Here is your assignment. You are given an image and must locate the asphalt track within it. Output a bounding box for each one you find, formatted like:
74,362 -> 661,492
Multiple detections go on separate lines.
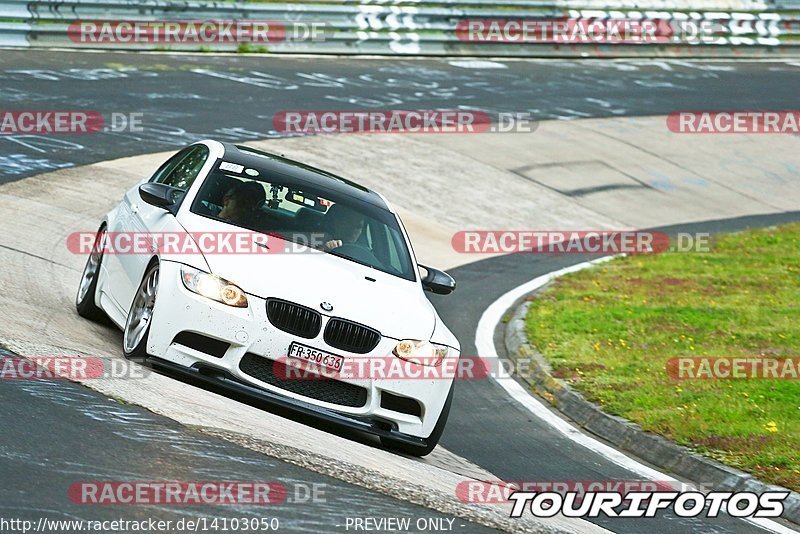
1,50 -> 800,182
0,350 -> 490,533
1,50 -> 799,533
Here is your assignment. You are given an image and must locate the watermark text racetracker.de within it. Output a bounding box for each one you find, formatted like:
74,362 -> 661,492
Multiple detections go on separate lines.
456,18 -> 755,45
67,231 -> 374,256
456,18 -> 663,43
68,20 -> 328,44
272,110 -> 537,134
274,355 -> 582,382
451,230 -> 712,254
0,110 -> 143,134
68,481 -> 323,505
0,355 -> 147,380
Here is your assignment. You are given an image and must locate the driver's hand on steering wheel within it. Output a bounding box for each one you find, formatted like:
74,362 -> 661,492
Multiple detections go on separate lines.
324,239 -> 343,250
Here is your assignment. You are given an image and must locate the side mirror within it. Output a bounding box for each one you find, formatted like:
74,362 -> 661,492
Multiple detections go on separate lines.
419,264 -> 456,295
139,183 -> 181,213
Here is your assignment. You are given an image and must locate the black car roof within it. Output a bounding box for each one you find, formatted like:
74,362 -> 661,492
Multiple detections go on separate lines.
219,142 -> 388,210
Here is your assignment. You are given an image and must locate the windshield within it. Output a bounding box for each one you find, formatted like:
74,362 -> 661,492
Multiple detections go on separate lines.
190,163 -> 416,281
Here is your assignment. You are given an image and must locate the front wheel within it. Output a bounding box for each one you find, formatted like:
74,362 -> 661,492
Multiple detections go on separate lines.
123,262 -> 159,361
76,226 -> 107,321
381,383 -> 454,457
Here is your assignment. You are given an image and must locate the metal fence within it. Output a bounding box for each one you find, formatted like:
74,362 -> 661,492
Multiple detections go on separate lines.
1,0 -> 798,56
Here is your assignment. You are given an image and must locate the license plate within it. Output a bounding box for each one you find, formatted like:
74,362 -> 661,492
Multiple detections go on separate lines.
287,342 -> 344,372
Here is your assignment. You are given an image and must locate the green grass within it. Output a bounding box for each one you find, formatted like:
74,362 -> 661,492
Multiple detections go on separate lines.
525,223 -> 800,490
236,43 -> 269,54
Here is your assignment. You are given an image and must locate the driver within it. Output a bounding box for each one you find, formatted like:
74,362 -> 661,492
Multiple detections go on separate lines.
323,203 -> 365,250
218,180 -> 266,227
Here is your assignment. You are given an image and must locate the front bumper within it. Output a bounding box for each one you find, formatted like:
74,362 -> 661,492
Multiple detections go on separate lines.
147,356 -> 428,448
147,261 -> 457,438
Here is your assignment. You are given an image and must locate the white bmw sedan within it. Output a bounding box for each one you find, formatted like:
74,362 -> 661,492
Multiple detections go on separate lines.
76,140 -> 460,456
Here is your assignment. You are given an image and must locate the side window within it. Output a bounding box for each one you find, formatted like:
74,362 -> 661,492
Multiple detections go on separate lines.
157,145 -> 209,191
149,147 -> 191,184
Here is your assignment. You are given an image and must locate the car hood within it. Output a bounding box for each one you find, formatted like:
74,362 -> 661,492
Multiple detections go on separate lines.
201,244 -> 436,342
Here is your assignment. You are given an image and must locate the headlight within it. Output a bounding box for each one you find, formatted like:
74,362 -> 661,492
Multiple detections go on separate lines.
181,266 -> 248,308
392,340 -> 450,367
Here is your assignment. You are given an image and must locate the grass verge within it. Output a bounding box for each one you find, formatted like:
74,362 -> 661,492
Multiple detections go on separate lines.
525,223 -> 800,490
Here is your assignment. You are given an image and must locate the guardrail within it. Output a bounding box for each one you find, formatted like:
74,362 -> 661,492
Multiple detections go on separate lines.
1,0 -> 799,56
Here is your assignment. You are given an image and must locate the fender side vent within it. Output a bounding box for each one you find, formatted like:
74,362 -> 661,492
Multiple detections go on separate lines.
172,331 -> 229,358
381,391 -> 422,417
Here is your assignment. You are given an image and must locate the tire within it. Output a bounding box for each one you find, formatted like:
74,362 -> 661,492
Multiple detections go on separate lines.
123,262 -> 160,361
75,226 -> 107,321
381,383 -> 454,457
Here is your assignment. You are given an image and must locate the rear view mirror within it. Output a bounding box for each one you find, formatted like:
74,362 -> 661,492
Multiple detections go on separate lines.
419,264 -> 456,295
